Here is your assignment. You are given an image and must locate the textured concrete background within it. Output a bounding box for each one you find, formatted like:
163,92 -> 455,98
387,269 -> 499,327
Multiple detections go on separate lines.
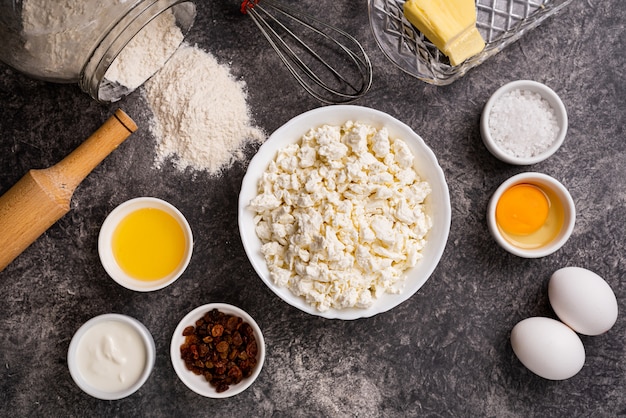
1,1 -> 625,416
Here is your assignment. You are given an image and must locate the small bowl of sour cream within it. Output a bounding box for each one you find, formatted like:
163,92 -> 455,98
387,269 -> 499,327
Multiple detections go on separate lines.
481,80 -> 568,165
68,314 -> 156,400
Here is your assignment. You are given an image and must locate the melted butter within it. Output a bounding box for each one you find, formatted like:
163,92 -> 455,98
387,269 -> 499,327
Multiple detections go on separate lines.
76,321 -> 146,393
112,207 -> 186,281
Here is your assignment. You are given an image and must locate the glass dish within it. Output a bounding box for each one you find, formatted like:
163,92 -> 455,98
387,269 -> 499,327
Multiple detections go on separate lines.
368,0 -> 574,85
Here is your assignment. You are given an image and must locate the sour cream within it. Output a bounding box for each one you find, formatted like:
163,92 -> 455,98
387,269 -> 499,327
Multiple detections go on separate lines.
68,314 -> 155,399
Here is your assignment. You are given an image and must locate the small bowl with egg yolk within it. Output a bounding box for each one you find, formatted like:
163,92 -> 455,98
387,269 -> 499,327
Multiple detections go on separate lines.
487,172 -> 575,258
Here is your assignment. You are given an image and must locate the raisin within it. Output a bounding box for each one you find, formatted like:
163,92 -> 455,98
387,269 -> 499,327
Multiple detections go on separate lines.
241,323 -> 254,337
246,340 -> 258,357
180,309 -> 259,393
228,365 -> 243,383
232,331 -> 243,347
212,324 -> 224,337
216,341 -> 230,353
226,315 -> 240,331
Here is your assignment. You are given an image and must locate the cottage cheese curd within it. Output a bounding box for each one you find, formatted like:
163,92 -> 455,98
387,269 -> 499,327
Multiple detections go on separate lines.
249,121 -> 432,312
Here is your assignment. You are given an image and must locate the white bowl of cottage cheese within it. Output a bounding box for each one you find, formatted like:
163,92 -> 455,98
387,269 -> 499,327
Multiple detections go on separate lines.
238,105 -> 450,320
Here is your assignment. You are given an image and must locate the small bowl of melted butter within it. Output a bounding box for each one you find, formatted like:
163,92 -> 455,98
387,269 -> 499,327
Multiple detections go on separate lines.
98,197 -> 193,292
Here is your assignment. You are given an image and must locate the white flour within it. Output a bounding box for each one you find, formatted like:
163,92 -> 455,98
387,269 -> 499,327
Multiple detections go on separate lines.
143,43 -> 265,175
105,10 -> 184,90
20,0 -> 123,79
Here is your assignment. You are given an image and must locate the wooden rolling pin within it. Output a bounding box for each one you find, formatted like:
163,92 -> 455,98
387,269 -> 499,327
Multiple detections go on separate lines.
0,109 -> 137,272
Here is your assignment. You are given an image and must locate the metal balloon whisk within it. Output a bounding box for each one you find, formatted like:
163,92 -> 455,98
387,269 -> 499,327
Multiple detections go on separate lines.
241,0 -> 373,104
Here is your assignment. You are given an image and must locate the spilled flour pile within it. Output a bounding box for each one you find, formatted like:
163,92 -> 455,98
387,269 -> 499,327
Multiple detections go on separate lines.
143,43 -> 265,174
104,9 -> 264,175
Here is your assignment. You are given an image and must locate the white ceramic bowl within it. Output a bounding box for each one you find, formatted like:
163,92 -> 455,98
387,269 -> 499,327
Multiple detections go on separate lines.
238,105 -> 451,320
480,80 -> 568,165
487,172 -> 576,258
67,314 -> 156,400
170,303 -> 265,398
98,197 -> 193,292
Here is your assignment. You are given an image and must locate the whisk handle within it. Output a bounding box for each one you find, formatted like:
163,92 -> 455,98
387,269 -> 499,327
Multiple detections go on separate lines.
240,0 -> 260,14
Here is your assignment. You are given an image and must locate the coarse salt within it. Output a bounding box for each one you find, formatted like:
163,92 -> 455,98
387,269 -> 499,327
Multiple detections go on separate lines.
488,89 -> 559,159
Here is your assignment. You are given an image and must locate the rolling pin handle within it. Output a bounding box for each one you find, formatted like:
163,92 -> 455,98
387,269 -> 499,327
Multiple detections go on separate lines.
114,109 -> 139,134
47,109 -> 138,195
0,110 -> 137,272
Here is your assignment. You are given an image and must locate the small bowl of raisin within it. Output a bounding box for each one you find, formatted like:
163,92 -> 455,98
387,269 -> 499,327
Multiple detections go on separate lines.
170,303 -> 265,398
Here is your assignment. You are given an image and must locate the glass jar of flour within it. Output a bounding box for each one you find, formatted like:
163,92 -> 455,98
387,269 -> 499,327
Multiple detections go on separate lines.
0,0 -> 196,102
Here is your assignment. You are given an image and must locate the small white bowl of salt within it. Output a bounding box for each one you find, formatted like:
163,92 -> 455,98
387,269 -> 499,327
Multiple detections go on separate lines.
480,80 -> 568,165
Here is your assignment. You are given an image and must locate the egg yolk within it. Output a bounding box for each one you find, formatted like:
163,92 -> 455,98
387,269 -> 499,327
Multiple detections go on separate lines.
112,208 -> 186,281
496,184 -> 550,236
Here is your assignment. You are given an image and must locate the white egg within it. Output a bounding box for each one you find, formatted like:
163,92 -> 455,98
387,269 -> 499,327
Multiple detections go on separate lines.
510,317 -> 585,380
548,266 -> 618,336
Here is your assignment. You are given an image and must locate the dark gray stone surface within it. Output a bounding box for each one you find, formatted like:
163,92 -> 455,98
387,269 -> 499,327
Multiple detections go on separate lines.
1,1 -> 624,416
